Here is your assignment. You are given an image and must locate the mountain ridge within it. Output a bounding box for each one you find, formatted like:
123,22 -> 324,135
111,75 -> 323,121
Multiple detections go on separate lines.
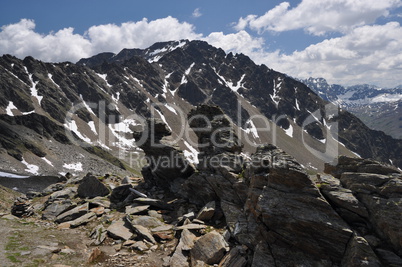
0,39 -> 401,177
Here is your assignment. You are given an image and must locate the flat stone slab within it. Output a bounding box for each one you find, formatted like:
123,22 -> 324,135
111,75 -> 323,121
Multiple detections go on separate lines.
125,205 -> 150,215
175,223 -> 206,231
107,219 -> 133,241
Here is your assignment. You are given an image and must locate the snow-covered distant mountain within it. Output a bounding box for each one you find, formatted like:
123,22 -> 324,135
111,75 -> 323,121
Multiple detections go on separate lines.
302,77 -> 402,139
303,77 -> 402,105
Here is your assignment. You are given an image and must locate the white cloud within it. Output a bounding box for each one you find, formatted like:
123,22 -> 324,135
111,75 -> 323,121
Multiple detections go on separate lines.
257,22 -> 402,87
86,17 -> 201,55
235,0 -> 402,35
0,17 -> 202,62
0,19 -> 92,62
192,8 -> 202,18
204,30 -> 265,56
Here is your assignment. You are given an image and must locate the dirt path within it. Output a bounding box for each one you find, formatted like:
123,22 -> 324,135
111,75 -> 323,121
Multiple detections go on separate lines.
0,216 -> 90,267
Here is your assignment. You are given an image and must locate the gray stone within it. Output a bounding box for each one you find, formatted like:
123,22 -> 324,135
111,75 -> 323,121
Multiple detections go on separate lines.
41,200 -> 75,220
49,187 -> 77,199
77,174 -> 109,198
321,188 -> 369,218
130,215 -> 164,228
148,209 -> 163,219
67,211 -> 97,228
42,183 -> 65,195
132,241 -> 149,251
151,224 -> 173,232
170,229 -> 196,267
132,224 -> 156,244
88,197 -> 111,208
106,219 -> 133,240
182,211 -> 195,221
90,225 -> 107,245
180,229 -> 196,251
175,224 -> 206,231
125,205 -> 150,215
55,203 -> 88,223
190,231 -> 228,265
359,194 -> 402,255
109,184 -> 133,204
196,201 -> 215,221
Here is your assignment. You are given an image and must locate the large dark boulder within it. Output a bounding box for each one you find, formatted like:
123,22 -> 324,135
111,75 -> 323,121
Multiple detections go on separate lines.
77,174 -> 109,198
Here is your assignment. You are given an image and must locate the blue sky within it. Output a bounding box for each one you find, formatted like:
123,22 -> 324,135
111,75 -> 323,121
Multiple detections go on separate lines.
1,0 -> 402,87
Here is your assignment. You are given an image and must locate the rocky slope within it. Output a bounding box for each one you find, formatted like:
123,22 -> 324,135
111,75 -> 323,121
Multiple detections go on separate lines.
303,77 -> 402,139
0,40 -> 402,178
2,105 -> 401,266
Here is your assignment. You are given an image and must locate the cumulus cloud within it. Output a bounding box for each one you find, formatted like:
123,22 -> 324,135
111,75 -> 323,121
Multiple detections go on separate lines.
0,19 -> 92,62
261,22 -> 402,87
192,8 -> 202,18
235,0 -> 402,35
204,30 -> 265,56
0,17 -> 202,62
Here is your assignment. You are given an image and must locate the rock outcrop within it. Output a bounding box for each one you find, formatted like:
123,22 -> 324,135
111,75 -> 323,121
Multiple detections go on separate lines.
134,118 -> 195,193
323,156 -> 402,264
134,105 -> 402,266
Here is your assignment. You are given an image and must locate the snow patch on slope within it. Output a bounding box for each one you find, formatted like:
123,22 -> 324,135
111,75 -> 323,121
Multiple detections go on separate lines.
183,140 -> 199,164
21,158 -> 40,175
63,162 -> 83,171
96,73 -> 112,87
284,124 -> 293,138
27,73 -> 43,105
214,68 -> 246,92
64,119 -> 92,143
244,119 -> 259,139
5,101 -> 17,116
48,73 -> 61,88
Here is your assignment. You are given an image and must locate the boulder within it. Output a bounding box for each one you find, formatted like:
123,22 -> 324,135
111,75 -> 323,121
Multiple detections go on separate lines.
133,118 -> 195,191
243,145 -> 353,265
49,187 -> 77,200
55,203 -> 88,223
77,174 -> 109,198
170,229 -> 197,267
320,186 -> 369,218
41,199 -> 75,220
190,231 -> 228,265
109,184 -> 134,209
